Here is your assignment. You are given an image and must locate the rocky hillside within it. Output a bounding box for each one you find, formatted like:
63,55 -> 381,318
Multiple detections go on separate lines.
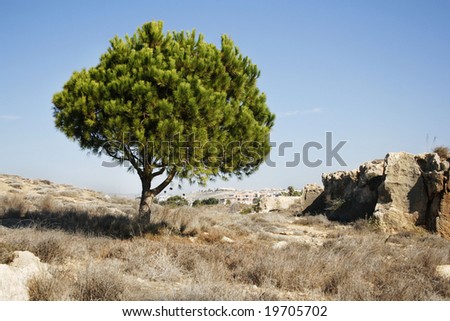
302,152 -> 450,239
0,174 -> 136,216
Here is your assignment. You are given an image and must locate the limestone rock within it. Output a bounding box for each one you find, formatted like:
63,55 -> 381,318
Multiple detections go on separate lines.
319,162 -> 382,221
358,159 -> 384,186
298,184 -> 323,212
415,153 -> 441,172
322,170 -> 358,201
0,251 -> 48,300
436,265 -> 450,280
374,152 -> 428,228
221,236 -> 235,243
300,151 -> 450,239
259,196 -> 300,213
272,241 -> 288,250
438,192 -> 450,239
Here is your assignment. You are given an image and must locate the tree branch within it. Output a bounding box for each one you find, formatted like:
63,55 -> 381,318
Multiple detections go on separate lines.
123,145 -> 144,178
151,167 -> 166,179
150,168 -> 177,195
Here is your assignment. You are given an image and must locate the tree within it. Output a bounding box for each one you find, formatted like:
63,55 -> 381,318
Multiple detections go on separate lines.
287,186 -> 295,196
52,21 -> 275,223
160,195 -> 188,207
286,186 -> 301,196
201,197 -> 220,205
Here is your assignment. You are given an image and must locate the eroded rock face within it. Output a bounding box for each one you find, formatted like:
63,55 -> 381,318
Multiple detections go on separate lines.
306,160 -> 384,222
301,152 -> 450,238
298,184 -> 324,212
0,251 -> 48,300
438,184 -> 450,239
374,152 -> 428,230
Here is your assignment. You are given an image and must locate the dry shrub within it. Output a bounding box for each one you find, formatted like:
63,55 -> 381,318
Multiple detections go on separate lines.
145,250 -> 184,281
28,274 -> 60,301
0,242 -> 17,264
228,202 -> 250,213
98,243 -> 128,260
40,195 -> 58,212
2,201 -> 450,301
58,189 -> 80,198
352,217 -> 382,233
0,228 -> 90,265
110,195 -> 135,205
1,230 -> 68,264
367,245 -> 450,300
162,281 -> 278,301
33,238 -> 67,263
1,208 -> 136,238
166,233 -> 450,300
433,145 -> 450,160
72,265 -> 125,301
1,193 -> 29,215
149,206 -> 212,236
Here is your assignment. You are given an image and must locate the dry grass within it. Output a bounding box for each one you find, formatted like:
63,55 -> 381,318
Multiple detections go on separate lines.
71,265 -> 126,301
2,187 -> 450,301
0,242 -> 16,264
33,238 -> 67,263
28,274 -> 61,301
294,214 -> 338,227
28,264 -> 126,301
433,145 -> 450,160
0,193 -> 30,215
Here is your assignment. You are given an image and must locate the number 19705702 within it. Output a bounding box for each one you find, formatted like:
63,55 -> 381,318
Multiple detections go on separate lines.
264,305 -> 327,317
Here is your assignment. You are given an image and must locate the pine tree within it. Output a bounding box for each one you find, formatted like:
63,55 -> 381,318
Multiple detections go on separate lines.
53,21 -> 275,223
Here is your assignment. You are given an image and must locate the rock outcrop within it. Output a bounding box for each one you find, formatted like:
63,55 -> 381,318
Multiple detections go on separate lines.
302,152 -> 450,238
298,184 -> 324,212
0,251 -> 48,300
260,196 -> 301,212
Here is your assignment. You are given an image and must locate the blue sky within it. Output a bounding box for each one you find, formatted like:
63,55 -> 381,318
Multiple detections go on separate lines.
1,0 -> 449,196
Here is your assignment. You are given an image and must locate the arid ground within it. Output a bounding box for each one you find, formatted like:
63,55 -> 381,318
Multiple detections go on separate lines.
1,174 -> 449,300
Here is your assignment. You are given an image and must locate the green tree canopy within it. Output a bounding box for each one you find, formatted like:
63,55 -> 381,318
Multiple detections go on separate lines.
53,21 -> 275,222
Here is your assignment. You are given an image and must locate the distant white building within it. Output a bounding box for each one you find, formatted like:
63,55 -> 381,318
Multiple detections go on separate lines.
181,188 -> 288,206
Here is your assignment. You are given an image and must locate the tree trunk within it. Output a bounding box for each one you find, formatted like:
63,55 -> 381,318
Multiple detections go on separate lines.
136,168 -> 177,233
138,177 -> 153,227
139,190 -> 154,223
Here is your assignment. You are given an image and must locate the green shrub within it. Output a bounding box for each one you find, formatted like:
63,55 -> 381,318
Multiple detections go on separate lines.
193,198 -> 220,206
240,206 -> 253,214
160,195 -> 188,207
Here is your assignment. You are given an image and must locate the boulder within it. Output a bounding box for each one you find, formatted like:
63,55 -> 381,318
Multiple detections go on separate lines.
0,251 -> 48,300
259,196 -> 300,212
220,236 -> 235,243
300,151 -> 450,238
436,265 -> 450,280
